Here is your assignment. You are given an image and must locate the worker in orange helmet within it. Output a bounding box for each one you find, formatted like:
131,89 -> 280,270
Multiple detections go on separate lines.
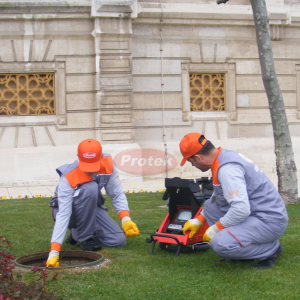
46,139 -> 139,267
180,133 -> 288,269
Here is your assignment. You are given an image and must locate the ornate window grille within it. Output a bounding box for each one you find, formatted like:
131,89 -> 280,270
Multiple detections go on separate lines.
0,73 -> 55,116
190,73 -> 225,111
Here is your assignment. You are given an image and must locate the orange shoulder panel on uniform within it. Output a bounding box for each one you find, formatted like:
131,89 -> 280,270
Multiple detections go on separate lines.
98,156 -> 114,174
65,167 -> 94,189
211,147 -> 222,185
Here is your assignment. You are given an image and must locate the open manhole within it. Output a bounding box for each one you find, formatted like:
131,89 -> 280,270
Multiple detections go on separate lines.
14,250 -> 104,270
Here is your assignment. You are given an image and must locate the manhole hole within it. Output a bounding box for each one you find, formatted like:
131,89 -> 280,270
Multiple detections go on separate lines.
14,250 -> 104,270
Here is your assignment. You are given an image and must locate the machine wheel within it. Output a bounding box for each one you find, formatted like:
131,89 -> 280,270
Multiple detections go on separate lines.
158,242 -> 210,253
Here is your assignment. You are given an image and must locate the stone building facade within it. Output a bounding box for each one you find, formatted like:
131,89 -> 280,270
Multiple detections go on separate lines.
0,0 -> 300,187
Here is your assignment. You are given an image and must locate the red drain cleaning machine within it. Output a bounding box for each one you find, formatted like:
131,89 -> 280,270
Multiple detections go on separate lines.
146,177 -> 213,256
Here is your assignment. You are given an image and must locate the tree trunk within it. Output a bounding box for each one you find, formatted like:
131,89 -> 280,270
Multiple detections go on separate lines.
250,0 -> 298,204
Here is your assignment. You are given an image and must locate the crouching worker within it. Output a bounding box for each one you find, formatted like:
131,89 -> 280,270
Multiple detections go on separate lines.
46,139 -> 140,267
180,133 -> 288,269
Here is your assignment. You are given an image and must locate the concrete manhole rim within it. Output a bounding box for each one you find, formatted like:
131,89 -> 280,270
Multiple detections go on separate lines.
14,250 -> 105,270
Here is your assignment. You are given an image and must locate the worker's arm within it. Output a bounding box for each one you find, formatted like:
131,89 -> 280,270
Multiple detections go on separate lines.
105,163 -> 139,237
47,175 -> 74,267
217,163 -> 251,228
202,163 -> 250,242
105,162 -> 129,214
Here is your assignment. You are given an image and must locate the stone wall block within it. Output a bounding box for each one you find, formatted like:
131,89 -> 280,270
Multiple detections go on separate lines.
100,58 -> 130,69
66,112 -> 95,128
134,110 -> 189,127
17,127 -> 35,148
245,92 -> 296,107
66,57 -> 95,74
102,131 -> 132,141
132,24 -> 155,36
47,126 -> 96,147
236,60 -> 262,75
132,59 -> 181,75
47,38 -> 94,60
236,108 -> 298,124
157,24 -> 198,37
38,19 -> 93,34
67,93 -> 95,111
132,41 -> 200,59
101,114 -> 131,123
236,60 -> 297,75
100,56 -> 131,73
0,20 -> 22,34
236,108 -> 272,124
99,18 -> 132,34
237,94 -> 250,108
215,42 -> 229,63
134,127 -> 165,142
34,127 -> 55,147
272,44 -> 300,59
0,128 -> 15,149
236,75 -> 296,91
100,74 -> 132,88
228,125 -> 274,139
66,75 -> 95,92
101,95 -> 131,105
132,41 -> 160,57
228,42 -> 259,59
100,41 -> 129,51
9,40 -> 25,62
31,40 -> 53,62
0,39 -> 15,62
133,93 -> 182,109
203,121 -> 220,140
201,43 -> 216,63
133,76 -> 181,92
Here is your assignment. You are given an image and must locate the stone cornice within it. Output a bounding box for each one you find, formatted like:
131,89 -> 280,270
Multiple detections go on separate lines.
136,2 -> 300,26
0,0 -> 298,26
0,0 -> 90,6
0,3 -> 90,19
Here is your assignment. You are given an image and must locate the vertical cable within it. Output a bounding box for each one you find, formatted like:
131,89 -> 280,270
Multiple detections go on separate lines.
159,0 -> 168,178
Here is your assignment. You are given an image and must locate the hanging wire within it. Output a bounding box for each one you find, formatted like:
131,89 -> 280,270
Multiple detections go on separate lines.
159,0 -> 168,178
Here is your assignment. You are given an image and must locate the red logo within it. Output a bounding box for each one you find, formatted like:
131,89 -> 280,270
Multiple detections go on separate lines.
114,148 -> 178,175
83,152 -> 96,159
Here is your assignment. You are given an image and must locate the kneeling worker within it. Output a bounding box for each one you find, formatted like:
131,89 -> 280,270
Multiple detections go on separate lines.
46,139 -> 140,267
180,133 -> 288,269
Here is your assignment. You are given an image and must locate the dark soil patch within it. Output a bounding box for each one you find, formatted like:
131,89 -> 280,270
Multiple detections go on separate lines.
0,281 -> 60,300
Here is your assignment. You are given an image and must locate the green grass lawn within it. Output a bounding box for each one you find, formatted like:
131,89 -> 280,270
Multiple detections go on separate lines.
1,193 -> 300,300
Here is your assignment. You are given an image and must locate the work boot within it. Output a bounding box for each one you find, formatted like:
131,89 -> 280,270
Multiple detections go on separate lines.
66,233 -> 77,246
214,258 -> 255,263
253,243 -> 283,270
79,238 -> 102,251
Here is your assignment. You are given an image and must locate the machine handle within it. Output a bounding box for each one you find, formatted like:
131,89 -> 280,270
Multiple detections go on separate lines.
146,233 -> 182,245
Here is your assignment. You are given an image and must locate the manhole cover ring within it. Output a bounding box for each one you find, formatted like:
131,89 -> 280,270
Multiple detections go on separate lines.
14,250 -> 104,270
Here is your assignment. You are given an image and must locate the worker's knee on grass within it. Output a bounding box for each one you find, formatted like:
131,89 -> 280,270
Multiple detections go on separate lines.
100,232 -> 126,247
113,233 -> 126,247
